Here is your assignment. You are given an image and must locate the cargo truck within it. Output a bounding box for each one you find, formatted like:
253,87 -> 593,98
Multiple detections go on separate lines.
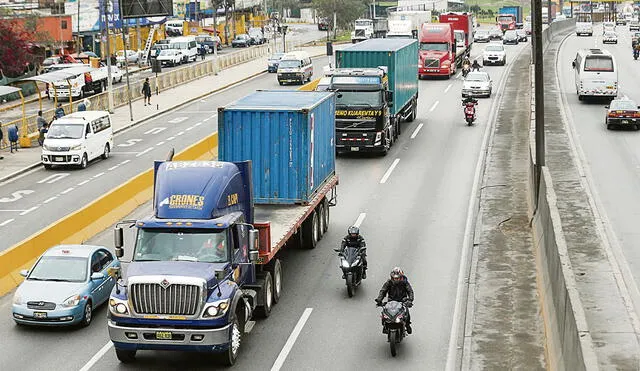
386,10 -> 431,38
418,23 -> 458,78
106,90 -> 338,366
497,6 -> 523,31
351,18 -> 389,43
333,38 -> 418,155
439,12 -> 473,65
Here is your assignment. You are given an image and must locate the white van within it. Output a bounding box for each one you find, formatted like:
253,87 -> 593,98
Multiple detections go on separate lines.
277,51 -> 314,85
165,20 -> 185,36
169,36 -> 198,63
575,13 -> 593,36
42,111 -> 114,169
572,48 -> 618,101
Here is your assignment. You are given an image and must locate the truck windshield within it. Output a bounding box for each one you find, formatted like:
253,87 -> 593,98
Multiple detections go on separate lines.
497,15 -> 514,22
279,60 -> 301,68
419,42 -> 448,51
134,228 -> 229,263
336,91 -> 382,107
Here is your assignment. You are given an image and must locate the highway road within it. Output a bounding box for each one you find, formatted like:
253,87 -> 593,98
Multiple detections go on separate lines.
0,40 -> 527,371
557,25 -> 640,314
0,24 -> 326,123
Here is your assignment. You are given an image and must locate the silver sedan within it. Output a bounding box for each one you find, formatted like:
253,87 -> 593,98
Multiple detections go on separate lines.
462,71 -> 493,98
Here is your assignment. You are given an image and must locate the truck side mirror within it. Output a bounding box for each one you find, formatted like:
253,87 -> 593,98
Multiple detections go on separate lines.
114,227 -> 124,258
572,60 -> 576,68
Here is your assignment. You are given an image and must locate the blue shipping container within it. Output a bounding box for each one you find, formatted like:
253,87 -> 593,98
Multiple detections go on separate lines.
218,90 -> 336,205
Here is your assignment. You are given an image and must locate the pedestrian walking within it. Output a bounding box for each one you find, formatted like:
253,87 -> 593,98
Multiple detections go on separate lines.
38,121 -> 49,147
55,103 -> 65,118
7,123 -> 18,153
77,98 -> 89,112
200,44 -> 206,60
0,124 -> 4,159
36,110 -> 47,131
142,78 -> 152,106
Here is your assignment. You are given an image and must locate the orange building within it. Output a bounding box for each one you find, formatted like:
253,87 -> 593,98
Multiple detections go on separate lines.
8,15 -> 75,55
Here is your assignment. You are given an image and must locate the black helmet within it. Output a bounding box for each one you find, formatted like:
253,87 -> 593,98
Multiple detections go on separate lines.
347,226 -> 359,237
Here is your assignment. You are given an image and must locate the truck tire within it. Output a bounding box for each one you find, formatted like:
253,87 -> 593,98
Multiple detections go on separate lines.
266,259 -> 282,304
256,272 -> 273,318
322,198 -> 330,233
317,203 -> 325,240
302,210 -> 319,249
217,313 -> 243,366
406,99 -> 417,122
115,348 -> 136,363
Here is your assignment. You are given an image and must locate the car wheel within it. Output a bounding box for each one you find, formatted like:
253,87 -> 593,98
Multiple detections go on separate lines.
43,164 -> 52,170
607,124 -> 612,130
101,144 -> 110,160
79,153 -> 88,169
119,77 -> 123,83
80,301 -> 92,327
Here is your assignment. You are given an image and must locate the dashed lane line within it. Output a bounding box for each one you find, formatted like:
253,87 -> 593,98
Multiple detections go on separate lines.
411,123 -> 424,139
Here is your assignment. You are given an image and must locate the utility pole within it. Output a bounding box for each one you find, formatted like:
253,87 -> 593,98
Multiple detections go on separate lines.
121,26 -> 133,121
77,0 -> 81,52
103,0 -> 114,113
533,0 -> 545,175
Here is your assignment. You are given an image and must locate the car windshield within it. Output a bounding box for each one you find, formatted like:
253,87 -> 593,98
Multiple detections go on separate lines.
466,73 -> 488,82
195,37 -> 210,42
420,42 -> 448,51
47,123 -> 84,139
505,31 -> 516,37
336,91 -> 382,107
171,42 -> 190,49
235,35 -> 248,40
279,60 -> 301,68
604,32 -> 616,37
584,56 -> 614,72
611,100 -> 637,110
29,256 -> 88,282
486,46 -> 504,52
134,228 -> 229,263
476,30 -> 488,35
159,50 -> 177,56
498,15 -> 514,22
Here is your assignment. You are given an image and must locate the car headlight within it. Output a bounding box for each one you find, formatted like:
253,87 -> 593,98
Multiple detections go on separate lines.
61,295 -> 82,308
42,144 -> 51,151
13,293 -> 23,305
70,144 -> 82,150
202,299 -> 230,318
109,298 -> 130,315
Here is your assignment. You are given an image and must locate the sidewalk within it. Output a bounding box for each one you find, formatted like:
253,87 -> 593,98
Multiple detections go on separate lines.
0,44 -> 327,183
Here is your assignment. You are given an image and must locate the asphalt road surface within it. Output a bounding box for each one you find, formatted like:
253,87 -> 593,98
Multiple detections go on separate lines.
557,24 -> 640,316
0,41 -> 527,371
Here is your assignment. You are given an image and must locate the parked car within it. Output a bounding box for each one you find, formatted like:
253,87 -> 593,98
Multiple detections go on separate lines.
489,28 -> 503,40
232,34 -> 251,47
318,17 -> 329,31
502,30 -> 519,45
268,52 -> 285,72
462,71 -> 492,98
103,65 -> 123,84
516,29 -> 528,42
605,98 -> 640,130
482,44 -> 507,66
248,28 -> 266,44
523,22 -> 532,35
602,31 -> 618,44
12,244 -> 120,327
195,34 -> 220,52
116,50 -> 139,65
474,30 -> 490,42
602,21 -> 616,34
156,49 -> 183,67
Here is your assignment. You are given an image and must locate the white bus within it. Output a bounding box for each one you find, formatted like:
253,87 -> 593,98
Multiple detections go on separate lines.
575,12 -> 593,36
572,48 -> 618,100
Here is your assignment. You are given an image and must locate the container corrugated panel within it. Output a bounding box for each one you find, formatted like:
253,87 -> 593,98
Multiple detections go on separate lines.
336,39 -> 418,116
218,90 -> 336,205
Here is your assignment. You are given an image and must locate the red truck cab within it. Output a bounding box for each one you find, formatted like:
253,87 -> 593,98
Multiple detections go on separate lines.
497,14 -> 517,31
418,23 -> 456,78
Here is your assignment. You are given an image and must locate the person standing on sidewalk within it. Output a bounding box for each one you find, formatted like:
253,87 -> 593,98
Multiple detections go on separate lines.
142,78 -> 152,106
0,124 -> 4,159
37,111 -> 47,146
7,123 -> 18,153
55,103 -> 65,118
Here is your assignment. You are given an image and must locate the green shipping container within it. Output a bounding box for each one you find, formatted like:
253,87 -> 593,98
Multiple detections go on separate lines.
335,39 -> 419,117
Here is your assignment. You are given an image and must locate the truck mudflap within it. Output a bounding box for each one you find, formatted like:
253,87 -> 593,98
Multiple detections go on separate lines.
108,320 -> 232,351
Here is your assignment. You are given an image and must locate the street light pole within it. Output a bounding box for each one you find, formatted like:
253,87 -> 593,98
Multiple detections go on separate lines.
77,0 -> 81,52
121,26 -> 134,121
103,0 -> 114,113
533,0 -> 545,175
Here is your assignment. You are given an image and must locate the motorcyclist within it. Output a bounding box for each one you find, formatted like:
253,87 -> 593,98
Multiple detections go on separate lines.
462,57 -> 471,69
375,267 -> 415,334
462,96 -> 478,106
471,59 -> 481,71
341,226 -> 367,279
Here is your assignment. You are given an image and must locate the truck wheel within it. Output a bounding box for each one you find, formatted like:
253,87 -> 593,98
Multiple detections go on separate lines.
407,100 -> 417,122
217,314 -> 243,365
257,272 -> 273,318
317,203 -> 325,240
302,210 -> 319,249
266,259 -> 282,304
322,198 -> 330,233
115,348 -> 136,363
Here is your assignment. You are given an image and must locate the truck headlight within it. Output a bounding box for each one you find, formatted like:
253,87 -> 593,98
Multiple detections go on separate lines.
109,298 -> 130,315
203,299 -> 230,318
61,295 -> 82,308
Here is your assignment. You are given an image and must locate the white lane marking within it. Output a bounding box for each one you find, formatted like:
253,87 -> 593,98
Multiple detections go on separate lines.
166,136 -> 176,141
168,117 -> 188,124
43,196 -> 58,204
380,158 -> 400,184
20,206 -> 38,216
79,342 -> 113,371
194,122 -> 203,127
60,187 -> 75,195
353,213 -> 367,228
77,180 -> 91,186
120,160 -> 131,165
136,148 -> 154,157
429,101 -> 440,112
37,173 -> 69,184
0,190 -> 34,203
117,139 -> 142,147
444,84 -> 452,93
456,72 -> 462,78
203,117 -> 210,122
0,210 -> 27,212
176,131 -> 185,136
93,172 -> 106,178
200,99 -> 207,103
157,141 -> 166,146
144,127 -> 166,135
107,165 -> 119,171
270,308 -> 313,371
410,123 -> 424,139
185,126 -> 194,131
0,219 -> 15,227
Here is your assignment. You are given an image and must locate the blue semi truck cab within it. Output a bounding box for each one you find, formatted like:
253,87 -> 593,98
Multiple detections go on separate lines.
106,90 -> 338,366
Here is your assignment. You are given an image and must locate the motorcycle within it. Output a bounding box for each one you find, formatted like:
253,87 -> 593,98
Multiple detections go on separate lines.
634,48 -> 639,60
462,63 -> 471,78
334,246 -> 366,297
463,99 -> 478,126
378,300 -> 411,357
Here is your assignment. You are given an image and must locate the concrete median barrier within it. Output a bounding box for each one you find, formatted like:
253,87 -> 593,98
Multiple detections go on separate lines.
0,78 -> 320,297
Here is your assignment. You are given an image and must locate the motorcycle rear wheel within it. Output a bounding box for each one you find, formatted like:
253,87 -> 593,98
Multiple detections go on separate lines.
390,330 -> 398,357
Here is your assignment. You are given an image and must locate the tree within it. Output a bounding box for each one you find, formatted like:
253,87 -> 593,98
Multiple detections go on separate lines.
0,20 -> 35,78
313,0 -> 366,39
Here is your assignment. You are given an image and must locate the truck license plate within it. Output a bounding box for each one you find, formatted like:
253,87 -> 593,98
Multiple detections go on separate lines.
155,331 -> 173,340
350,147 -> 359,152
33,312 -> 47,319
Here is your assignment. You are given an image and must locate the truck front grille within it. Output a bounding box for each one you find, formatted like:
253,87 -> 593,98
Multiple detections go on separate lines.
355,29 -> 365,37
130,283 -> 201,315
424,58 -> 440,68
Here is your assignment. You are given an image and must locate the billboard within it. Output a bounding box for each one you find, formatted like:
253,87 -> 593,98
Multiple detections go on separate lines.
65,0 -> 167,32
119,0 -> 174,19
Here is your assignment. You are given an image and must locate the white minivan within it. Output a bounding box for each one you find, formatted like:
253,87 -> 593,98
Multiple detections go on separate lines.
42,111 -> 114,169
277,51 -> 314,85
572,48 -> 618,101
169,36 -> 198,63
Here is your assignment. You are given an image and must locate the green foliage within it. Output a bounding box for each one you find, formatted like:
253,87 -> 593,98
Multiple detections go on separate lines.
312,0 -> 367,30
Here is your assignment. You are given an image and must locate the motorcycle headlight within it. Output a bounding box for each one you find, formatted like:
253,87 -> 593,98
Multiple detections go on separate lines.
70,144 -> 82,150
395,317 -> 402,323
61,295 -> 82,308
340,258 -> 350,268
109,298 -> 130,315
352,257 -> 361,266
203,299 -> 230,318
